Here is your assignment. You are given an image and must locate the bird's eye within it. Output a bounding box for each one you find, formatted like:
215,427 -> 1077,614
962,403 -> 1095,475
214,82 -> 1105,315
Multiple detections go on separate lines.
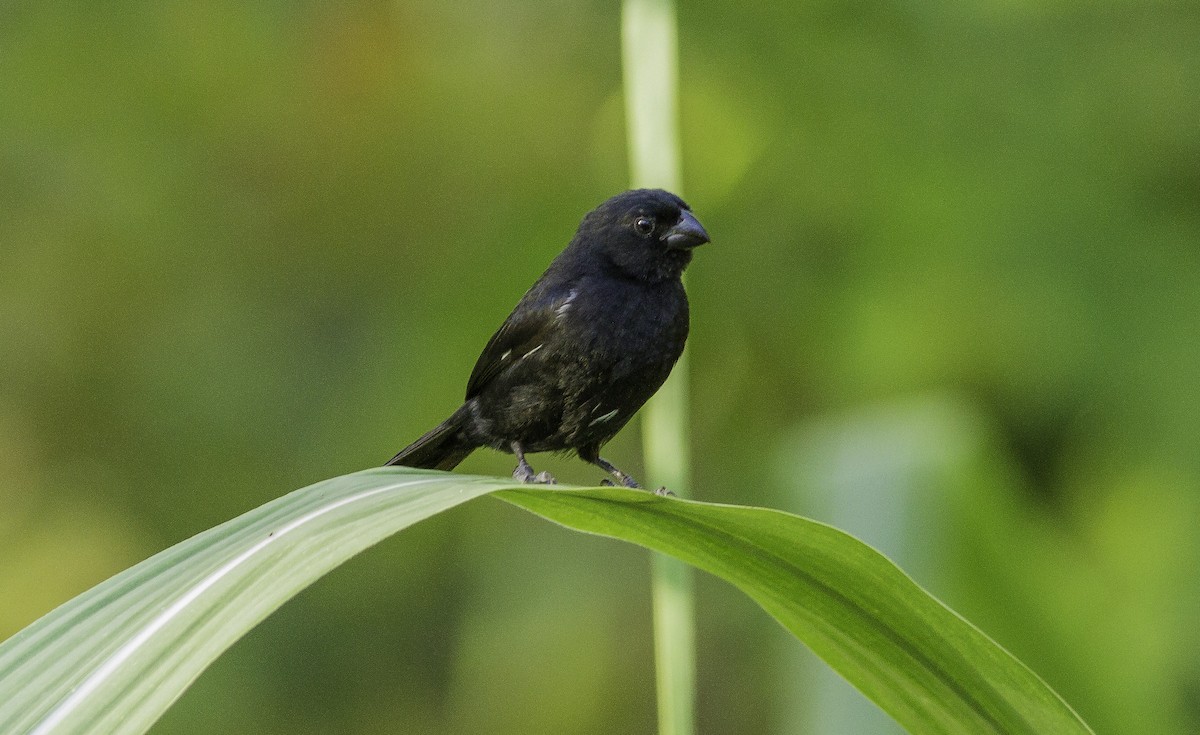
634,216 -> 655,236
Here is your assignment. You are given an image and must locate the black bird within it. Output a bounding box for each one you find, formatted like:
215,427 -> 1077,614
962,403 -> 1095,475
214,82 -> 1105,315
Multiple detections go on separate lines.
386,189 -> 709,489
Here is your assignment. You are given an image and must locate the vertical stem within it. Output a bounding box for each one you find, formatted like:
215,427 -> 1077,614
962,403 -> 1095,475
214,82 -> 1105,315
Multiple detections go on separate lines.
650,539 -> 695,735
622,0 -> 681,194
621,2 -> 696,735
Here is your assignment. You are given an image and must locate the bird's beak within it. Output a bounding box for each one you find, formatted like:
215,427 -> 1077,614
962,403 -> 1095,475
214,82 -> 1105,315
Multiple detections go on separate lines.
663,210 -> 710,250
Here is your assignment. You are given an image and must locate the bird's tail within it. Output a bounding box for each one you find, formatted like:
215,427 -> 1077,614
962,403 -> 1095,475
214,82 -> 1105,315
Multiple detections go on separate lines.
385,404 -> 475,470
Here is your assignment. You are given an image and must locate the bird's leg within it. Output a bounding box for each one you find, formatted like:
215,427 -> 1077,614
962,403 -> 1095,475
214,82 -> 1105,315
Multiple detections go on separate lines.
511,442 -> 538,482
590,456 -> 642,489
511,442 -> 556,485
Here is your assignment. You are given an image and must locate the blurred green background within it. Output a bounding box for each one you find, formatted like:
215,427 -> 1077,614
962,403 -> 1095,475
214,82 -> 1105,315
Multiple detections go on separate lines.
2,1 -> 1198,733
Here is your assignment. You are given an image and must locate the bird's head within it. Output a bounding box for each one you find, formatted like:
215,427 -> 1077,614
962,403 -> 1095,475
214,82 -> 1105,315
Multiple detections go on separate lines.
572,189 -> 710,283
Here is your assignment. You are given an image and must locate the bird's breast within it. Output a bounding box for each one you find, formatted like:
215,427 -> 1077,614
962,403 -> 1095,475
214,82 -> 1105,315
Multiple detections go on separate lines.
565,279 -> 688,361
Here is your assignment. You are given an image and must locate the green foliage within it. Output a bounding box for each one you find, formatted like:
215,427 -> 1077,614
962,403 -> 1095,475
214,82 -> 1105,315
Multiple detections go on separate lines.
0,471 -> 499,734
2,2 -> 1197,733
1,470 -> 1090,735
502,487 -> 1093,735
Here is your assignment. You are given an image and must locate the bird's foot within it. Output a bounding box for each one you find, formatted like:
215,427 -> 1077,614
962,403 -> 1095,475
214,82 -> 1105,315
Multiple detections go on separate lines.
514,465 -> 556,484
600,475 -> 642,489
653,486 -> 675,497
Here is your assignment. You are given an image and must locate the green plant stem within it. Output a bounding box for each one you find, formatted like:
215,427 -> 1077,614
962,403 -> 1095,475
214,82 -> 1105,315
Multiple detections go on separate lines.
622,0 -> 681,194
621,1 -> 695,734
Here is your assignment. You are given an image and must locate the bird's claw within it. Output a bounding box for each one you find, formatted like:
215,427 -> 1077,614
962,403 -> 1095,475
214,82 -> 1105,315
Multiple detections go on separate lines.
514,467 -> 556,484
653,486 -> 675,497
601,476 -> 643,489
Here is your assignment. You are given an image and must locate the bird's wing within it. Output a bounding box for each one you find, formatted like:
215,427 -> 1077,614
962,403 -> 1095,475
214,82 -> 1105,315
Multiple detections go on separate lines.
464,285 -> 577,400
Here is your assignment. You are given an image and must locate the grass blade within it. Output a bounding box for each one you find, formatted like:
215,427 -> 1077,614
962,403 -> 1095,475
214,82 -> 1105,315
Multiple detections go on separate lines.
498,487 -> 1095,735
0,472 -> 1092,735
0,469 -> 504,735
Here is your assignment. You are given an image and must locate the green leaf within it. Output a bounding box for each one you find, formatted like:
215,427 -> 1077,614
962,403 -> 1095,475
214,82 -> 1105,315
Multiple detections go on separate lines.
0,469 -> 1092,735
0,469 -> 506,735
497,487 -> 1094,735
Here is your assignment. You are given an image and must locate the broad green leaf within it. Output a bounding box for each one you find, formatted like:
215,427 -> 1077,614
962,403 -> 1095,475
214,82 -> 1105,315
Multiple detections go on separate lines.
0,469 -> 1093,735
498,487 -> 1094,735
0,469 -> 507,735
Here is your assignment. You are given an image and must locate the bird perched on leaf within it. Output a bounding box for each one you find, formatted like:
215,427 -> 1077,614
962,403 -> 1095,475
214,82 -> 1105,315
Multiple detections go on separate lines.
386,189 -> 709,490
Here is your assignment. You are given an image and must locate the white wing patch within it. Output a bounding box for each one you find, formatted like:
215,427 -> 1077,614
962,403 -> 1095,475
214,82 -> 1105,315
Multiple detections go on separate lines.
522,344 -> 544,359
555,289 -> 578,320
589,408 -> 619,426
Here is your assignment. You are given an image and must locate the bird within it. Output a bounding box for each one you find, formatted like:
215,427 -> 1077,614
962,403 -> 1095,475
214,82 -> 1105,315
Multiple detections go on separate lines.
385,189 -> 709,490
